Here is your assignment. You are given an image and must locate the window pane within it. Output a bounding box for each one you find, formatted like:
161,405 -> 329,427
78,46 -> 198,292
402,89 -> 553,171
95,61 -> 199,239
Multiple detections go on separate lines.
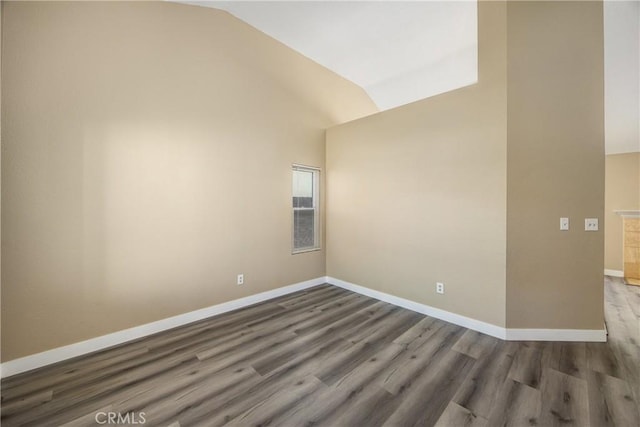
292,166 -> 319,253
294,209 -> 315,249
293,170 -> 313,208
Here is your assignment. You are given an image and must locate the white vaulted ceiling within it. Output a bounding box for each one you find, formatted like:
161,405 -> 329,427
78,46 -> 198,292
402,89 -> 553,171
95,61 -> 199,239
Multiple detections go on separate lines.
175,1 -> 638,153
180,0 -> 478,111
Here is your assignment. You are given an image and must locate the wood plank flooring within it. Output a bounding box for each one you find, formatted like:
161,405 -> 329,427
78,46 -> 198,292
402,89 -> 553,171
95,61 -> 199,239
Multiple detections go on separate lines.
1,277 -> 638,426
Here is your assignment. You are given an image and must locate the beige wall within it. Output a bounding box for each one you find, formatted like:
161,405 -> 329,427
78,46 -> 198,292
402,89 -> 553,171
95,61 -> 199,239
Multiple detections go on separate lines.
326,1 -> 508,327
1,1 -> 376,361
327,0 -> 606,331
605,153 -> 640,271
1,1 -> 3,350
506,1 -> 605,329
1,0 -> 609,362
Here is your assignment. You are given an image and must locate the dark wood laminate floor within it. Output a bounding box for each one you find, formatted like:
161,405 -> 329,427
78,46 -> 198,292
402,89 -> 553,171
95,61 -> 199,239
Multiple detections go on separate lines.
2,277 -> 638,426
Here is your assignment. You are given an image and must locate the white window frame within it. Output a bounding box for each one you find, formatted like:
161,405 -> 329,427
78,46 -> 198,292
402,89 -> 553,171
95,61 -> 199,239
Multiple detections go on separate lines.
292,164 -> 321,254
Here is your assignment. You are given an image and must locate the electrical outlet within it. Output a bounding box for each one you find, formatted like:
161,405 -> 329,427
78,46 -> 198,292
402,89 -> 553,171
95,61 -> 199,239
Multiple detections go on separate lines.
237,274 -> 244,285
560,217 -> 569,231
436,282 -> 444,294
585,218 -> 599,231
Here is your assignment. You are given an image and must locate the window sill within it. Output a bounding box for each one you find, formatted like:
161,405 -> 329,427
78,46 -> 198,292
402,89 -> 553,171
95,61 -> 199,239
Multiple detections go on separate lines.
292,247 -> 322,255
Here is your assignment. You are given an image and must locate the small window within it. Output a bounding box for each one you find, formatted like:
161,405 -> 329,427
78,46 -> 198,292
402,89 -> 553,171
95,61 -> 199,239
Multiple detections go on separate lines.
292,165 -> 320,253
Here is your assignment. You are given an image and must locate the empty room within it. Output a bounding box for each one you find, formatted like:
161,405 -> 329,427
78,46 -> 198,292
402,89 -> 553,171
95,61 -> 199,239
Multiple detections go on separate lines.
1,0 -> 639,426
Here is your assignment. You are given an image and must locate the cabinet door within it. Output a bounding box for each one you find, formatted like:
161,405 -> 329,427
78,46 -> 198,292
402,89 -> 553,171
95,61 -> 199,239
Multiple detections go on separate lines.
624,218 -> 640,284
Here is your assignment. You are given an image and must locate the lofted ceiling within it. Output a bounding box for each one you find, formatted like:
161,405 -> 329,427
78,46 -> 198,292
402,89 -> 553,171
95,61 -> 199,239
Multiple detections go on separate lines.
176,0 -> 638,154
180,0 -> 478,112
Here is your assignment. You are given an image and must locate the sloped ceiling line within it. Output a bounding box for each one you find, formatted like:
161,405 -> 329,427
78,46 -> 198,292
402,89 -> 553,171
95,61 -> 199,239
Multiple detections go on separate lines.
179,0 -> 479,111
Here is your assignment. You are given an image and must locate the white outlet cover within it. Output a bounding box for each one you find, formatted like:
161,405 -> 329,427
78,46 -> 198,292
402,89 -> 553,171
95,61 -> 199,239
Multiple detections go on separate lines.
560,217 -> 569,231
585,218 -> 599,231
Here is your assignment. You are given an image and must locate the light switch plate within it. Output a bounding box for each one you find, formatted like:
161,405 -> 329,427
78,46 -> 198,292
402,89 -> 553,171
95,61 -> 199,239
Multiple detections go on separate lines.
585,218 -> 598,231
560,217 -> 569,231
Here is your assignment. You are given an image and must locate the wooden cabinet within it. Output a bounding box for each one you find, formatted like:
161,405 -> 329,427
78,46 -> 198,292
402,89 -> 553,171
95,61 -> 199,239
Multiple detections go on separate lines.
624,218 -> 640,286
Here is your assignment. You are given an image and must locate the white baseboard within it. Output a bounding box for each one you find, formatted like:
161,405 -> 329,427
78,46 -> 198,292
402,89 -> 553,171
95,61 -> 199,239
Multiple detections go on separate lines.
326,276 -> 506,340
326,276 -> 606,343
2,274 -> 609,378
0,277 -> 326,378
506,328 -> 607,342
604,269 -> 624,278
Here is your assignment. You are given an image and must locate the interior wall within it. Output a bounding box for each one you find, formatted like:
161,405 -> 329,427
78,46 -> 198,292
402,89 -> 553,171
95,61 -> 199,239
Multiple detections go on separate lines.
506,1 -> 605,329
326,1 -> 508,327
605,153 -> 640,272
0,1 -> 3,351
1,1 -> 376,361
